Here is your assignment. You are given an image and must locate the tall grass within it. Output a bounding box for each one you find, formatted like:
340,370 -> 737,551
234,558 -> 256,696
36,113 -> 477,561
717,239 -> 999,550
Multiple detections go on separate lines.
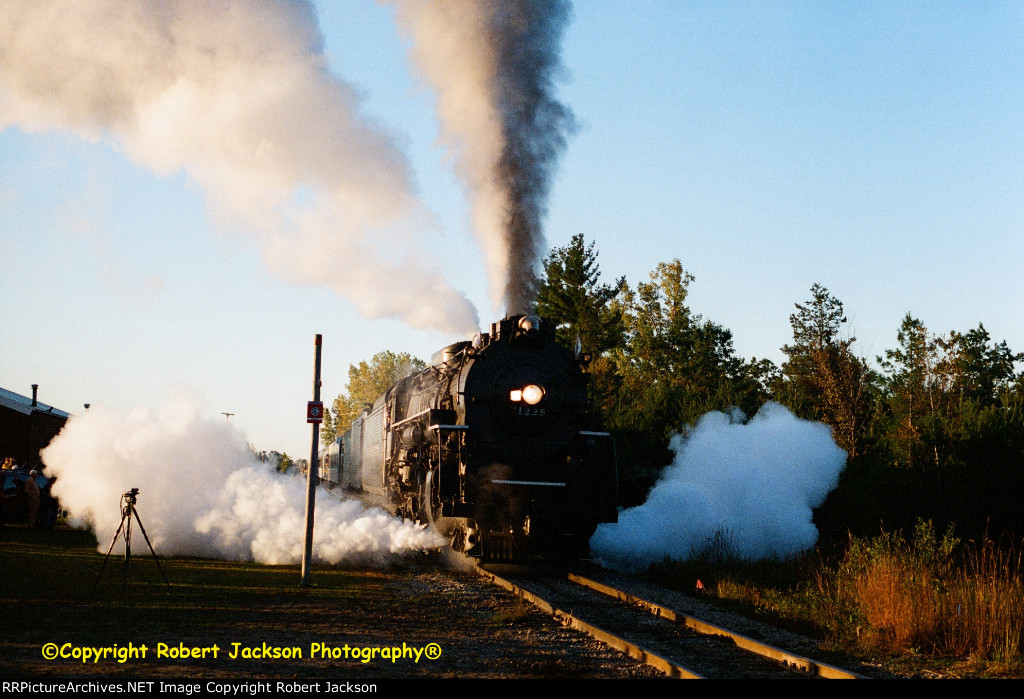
832,521 -> 957,652
823,521 -> 1023,663
938,537 -> 1024,662
649,521 -> 1024,669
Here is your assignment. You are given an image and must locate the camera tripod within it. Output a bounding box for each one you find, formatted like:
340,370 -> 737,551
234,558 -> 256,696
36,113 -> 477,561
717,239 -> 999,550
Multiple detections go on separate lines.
94,488 -> 169,590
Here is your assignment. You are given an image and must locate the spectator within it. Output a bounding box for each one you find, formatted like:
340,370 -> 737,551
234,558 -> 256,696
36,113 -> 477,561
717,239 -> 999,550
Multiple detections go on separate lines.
24,470 -> 40,527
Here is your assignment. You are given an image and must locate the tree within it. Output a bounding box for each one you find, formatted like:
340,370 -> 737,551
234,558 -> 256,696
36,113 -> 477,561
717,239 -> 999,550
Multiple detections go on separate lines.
323,351 -> 427,444
875,318 -> 1023,466
265,451 -> 293,474
877,314 -> 941,468
535,233 -> 625,354
868,318 -> 1024,537
935,324 -> 1022,405
780,284 -> 873,458
605,261 -> 758,500
613,261 -> 747,404
782,283 -> 849,388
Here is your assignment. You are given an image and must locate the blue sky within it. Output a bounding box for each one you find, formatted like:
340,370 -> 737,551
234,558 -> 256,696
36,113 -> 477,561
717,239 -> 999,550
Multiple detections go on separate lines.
2,1 -> 1022,458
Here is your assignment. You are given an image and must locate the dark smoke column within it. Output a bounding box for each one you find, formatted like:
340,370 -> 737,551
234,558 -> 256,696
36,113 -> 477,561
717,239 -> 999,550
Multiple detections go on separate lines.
388,0 -> 576,317
492,1 -> 575,314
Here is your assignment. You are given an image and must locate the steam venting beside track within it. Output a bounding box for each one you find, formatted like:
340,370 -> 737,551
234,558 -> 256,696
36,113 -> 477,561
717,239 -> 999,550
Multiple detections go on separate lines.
41,396 -> 443,566
590,403 -> 847,571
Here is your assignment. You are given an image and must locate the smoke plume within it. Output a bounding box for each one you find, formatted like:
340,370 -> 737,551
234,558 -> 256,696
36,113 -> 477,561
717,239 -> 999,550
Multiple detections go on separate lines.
0,0 -> 477,334
40,398 -> 443,565
387,0 -> 575,315
590,403 -> 847,571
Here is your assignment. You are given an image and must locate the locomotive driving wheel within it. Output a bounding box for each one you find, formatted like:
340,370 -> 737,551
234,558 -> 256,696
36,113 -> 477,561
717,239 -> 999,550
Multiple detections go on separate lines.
418,469 -> 441,527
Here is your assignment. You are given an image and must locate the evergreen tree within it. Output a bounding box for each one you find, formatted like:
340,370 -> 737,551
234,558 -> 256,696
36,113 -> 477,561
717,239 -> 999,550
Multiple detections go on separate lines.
781,283 -> 849,390
276,452 -> 294,474
779,284 -> 873,458
535,233 -> 625,354
877,314 -> 941,469
935,324 -> 1022,405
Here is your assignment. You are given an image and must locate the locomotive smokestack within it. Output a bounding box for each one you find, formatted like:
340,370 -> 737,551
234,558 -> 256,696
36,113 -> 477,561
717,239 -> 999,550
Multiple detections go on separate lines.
31,384 -> 38,407
388,0 -> 575,316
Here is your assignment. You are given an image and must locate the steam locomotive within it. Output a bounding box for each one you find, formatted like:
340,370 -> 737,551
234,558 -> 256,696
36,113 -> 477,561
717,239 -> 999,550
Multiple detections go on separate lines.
320,315 -> 618,559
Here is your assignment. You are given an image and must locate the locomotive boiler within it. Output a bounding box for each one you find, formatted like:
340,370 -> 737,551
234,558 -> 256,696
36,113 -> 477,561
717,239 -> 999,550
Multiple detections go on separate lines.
321,314 -> 618,559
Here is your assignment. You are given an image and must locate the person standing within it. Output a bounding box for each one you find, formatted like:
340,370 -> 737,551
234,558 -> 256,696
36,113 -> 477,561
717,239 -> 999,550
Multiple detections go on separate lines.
24,471 -> 40,527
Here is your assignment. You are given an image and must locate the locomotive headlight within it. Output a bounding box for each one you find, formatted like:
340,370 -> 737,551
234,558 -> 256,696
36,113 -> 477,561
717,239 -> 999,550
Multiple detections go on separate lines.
509,384 -> 545,404
521,384 -> 545,405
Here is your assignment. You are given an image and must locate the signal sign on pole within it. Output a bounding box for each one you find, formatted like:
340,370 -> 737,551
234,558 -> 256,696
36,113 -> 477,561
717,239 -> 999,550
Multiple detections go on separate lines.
302,334 -> 323,588
307,401 -> 324,423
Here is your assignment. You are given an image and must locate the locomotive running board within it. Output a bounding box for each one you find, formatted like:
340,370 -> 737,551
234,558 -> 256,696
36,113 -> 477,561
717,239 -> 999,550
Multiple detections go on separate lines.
490,480 -> 566,486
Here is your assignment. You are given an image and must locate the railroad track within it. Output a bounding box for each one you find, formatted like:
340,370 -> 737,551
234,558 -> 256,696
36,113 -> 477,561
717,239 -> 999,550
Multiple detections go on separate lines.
475,564 -> 866,679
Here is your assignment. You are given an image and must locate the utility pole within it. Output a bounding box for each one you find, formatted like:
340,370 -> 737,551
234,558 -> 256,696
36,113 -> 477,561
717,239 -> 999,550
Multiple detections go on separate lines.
301,334 -> 323,587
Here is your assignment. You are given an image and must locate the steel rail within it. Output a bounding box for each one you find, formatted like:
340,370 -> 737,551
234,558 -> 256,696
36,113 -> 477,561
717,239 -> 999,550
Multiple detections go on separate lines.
475,566 -> 704,679
566,573 -> 865,679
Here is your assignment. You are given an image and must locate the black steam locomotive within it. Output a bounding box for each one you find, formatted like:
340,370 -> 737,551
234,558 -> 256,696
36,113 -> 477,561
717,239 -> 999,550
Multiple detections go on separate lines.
320,315 -> 618,559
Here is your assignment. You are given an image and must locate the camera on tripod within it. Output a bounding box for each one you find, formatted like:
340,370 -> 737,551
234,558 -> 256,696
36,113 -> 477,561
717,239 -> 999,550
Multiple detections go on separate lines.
96,485 -> 168,590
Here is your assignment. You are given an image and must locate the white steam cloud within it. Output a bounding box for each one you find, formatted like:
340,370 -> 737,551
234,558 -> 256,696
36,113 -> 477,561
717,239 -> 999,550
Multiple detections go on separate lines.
590,403 -> 847,571
40,399 -> 443,565
388,0 -> 575,315
0,0 -> 477,334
